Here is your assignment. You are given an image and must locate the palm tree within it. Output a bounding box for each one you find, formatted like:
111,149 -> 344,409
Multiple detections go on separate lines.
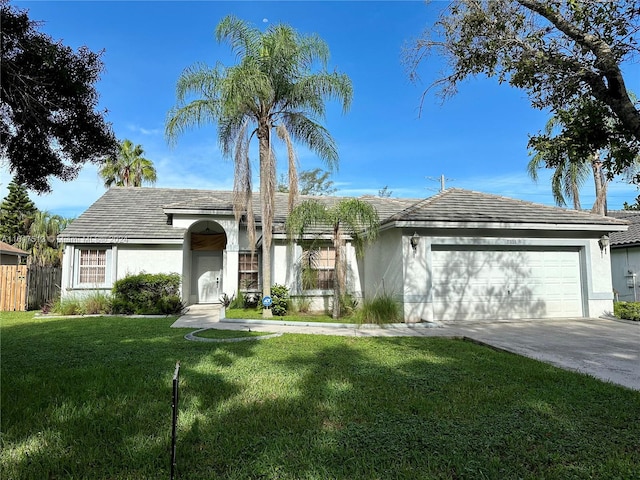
165,16 -> 352,317
286,198 -> 379,319
16,211 -> 71,266
99,139 -> 157,188
528,115 -> 607,214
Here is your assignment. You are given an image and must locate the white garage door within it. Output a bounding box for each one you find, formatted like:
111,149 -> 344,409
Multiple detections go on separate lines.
432,247 -> 583,321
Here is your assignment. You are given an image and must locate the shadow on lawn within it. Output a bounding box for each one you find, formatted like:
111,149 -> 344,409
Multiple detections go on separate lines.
175,337 -> 639,479
1,317 -> 261,479
2,320 -> 639,479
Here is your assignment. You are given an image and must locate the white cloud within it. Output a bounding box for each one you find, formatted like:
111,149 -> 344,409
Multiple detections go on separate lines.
125,124 -> 162,136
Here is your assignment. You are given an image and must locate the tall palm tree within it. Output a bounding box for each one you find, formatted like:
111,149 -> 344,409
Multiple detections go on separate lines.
286,198 -> 379,319
99,139 -> 157,188
166,16 -> 352,317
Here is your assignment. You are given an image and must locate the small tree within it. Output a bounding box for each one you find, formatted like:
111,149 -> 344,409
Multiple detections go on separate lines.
16,211 -> 71,267
0,180 -> 37,244
278,168 -> 337,196
286,198 -> 379,318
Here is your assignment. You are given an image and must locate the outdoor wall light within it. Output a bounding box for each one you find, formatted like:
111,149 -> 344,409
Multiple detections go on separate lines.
410,232 -> 420,252
599,234 -> 610,254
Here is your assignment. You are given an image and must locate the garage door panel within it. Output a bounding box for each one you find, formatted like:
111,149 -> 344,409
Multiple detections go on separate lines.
432,248 -> 582,321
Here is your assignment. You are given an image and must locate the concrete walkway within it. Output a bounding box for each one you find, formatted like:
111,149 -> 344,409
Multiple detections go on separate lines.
172,307 -> 640,391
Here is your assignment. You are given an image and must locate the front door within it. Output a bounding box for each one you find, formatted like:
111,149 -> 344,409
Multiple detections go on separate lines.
193,252 -> 223,303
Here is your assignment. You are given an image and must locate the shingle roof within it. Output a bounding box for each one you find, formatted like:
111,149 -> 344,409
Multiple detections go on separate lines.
384,188 -> 627,228
59,188 -> 191,241
59,187 -> 627,243
0,241 -> 28,255
607,211 -> 640,246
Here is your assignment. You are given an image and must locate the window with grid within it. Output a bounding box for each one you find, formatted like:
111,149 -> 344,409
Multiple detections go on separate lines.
302,246 -> 334,290
238,252 -> 259,291
78,249 -> 107,284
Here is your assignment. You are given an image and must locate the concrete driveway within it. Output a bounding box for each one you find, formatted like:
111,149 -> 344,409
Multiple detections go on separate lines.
439,318 -> 640,391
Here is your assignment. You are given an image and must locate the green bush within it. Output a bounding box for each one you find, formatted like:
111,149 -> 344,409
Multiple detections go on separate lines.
51,297 -> 84,315
271,284 -> 289,316
112,272 -> 184,315
82,292 -> 112,314
229,291 -> 244,309
357,294 -> 402,325
290,296 -> 312,314
614,301 -> 640,321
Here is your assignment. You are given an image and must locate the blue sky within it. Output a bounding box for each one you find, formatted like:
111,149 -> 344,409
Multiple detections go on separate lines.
4,0 -> 640,218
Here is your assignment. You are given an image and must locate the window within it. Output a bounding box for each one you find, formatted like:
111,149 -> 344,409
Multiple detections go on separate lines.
73,247 -> 112,288
78,249 -> 107,284
239,252 -> 259,291
302,246 -> 334,290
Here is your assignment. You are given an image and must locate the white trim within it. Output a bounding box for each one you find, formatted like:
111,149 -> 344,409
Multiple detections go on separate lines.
72,246 -> 114,289
384,221 -> 627,232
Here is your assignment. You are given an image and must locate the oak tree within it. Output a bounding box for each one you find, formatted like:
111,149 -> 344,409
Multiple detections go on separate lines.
1,1 -> 117,192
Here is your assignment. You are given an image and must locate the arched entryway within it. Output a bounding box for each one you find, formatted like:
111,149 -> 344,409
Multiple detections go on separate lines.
189,221 -> 227,304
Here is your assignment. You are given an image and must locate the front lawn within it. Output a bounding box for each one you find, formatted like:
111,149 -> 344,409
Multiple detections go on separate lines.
2,312 -> 639,479
225,307 -> 350,323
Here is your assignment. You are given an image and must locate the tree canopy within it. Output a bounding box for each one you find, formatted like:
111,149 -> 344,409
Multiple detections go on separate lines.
0,1 -> 117,193
0,179 -> 37,244
406,0 -> 640,173
277,168 -> 337,196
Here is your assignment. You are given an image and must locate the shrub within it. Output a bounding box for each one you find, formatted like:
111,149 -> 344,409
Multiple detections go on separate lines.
112,272 -> 184,315
51,297 -> 84,315
219,293 -> 233,308
82,291 -> 112,314
229,291 -> 244,309
244,292 -> 260,309
614,301 -> 640,321
290,296 -> 312,314
271,284 -> 289,316
339,293 -> 359,317
357,294 -> 401,325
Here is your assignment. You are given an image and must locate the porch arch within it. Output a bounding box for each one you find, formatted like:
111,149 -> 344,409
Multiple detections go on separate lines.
184,220 -> 228,305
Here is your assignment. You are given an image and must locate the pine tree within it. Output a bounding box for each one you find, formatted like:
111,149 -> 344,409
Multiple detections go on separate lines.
0,180 -> 37,244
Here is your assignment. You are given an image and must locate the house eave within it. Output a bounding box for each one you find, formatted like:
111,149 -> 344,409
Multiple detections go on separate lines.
163,208 -> 234,216
381,220 -> 628,232
59,236 -> 184,245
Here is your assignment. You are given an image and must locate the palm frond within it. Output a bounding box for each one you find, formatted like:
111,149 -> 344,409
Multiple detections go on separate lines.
276,124 -> 298,213
280,113 -> 339,170
165,100 -> 220,146
215,15 -> 261,60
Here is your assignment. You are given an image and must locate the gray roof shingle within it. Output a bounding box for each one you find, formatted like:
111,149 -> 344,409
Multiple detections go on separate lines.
59,187 -> 627,243
384,188 -> 627,228
607,210 -> 640,246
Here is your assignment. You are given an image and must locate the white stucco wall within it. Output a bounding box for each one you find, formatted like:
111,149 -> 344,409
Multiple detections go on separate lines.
611,246 -> 640,302
580,238 -> 615,316
116,244 -> 183,278
363,228 -> 403,309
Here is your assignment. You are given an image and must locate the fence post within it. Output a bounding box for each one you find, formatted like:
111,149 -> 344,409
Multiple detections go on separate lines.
170,361 -> 180,480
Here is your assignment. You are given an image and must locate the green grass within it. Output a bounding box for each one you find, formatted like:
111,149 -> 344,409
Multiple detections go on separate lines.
225,307 -> 351,323
2,312 -> 639,479
192,329 -> 274,339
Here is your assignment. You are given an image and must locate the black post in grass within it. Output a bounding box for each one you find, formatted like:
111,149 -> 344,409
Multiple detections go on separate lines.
171,361 -> 180,480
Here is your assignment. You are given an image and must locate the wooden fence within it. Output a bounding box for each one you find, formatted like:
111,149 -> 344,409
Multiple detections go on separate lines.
0,265 -> 62,311
28,266 -> 62,310
1,265 -> 28,311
